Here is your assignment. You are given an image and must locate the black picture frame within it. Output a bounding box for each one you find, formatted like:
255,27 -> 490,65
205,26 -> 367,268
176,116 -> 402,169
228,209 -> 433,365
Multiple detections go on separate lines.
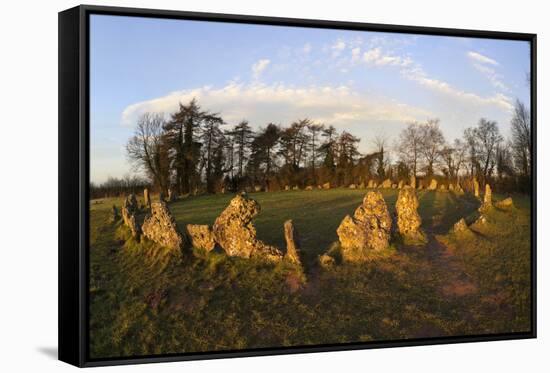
58,4 -> 537,368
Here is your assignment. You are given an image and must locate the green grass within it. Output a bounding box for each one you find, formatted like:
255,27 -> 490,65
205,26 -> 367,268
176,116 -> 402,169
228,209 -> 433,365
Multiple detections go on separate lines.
89,188 -> 532,358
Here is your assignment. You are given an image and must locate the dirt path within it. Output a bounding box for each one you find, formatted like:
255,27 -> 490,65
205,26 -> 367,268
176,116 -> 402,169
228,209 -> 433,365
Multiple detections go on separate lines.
424,234 -> 478,298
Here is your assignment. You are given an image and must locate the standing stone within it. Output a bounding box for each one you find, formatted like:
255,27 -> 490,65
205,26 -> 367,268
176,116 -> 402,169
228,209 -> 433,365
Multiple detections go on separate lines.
381,179 -> 392,188
143,188 -> 151,208
439,184 -> 447,192
121,194 -> 140,238
110,204 -> 119,223
285,185 -> 290,191
141,201 -> 185,252
367,180 -> 374,188
452,218 -> 470,234
167,188 -> 176,202
284,220 -> 302,265
349,184 -> 357,189
323,182 -> 331,189
212,194 -> 283,261
428,179 -> 438,190
392,184 -> 397,189
410,175 -> 416,189
448,184 -> 454,191
186,224 -> 216,252
473,178 -> 480,198
359,182 -> 366,189
398,180 -> 404,189
479,184 -> 493,212
495,197 -> 514,209
305,185 -> 314,191
292,185 -> 299,190
254,185 -> 262,192
395,187 -> 425,243
336,191 -> 392,261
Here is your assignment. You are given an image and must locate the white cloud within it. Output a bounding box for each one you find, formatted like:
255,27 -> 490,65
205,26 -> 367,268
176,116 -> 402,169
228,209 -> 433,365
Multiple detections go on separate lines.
472,63 -> 509,92
402,65 -> 513,111
362,48 -> 412,67
351,47 -> 361,63
331,39 -> 346,57
302,43 -> 312,54
251,59 -> 270,79
467,51 -> 499,66
121,82 -> 433,132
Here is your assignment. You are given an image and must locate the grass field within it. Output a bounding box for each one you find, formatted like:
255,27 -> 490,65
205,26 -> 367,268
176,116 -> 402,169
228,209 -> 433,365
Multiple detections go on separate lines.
89,188 -> 532,358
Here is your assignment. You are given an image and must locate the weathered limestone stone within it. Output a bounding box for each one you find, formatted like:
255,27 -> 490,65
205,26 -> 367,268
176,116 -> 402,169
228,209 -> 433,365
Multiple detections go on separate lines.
143,188 -> 151,208
496,197 -> 514,209
448,184 -> 454,191
428,179 -> 438,190
317,185 -> 323,189
418,184 -> 423,190
319,253 -> 335,268
212,194 -> 283,260
167,188 -> 177,202
336,191 -> 392,261
381,179 -> 392,189
473,178 -> 480,198
439,184 -> 447,192
292,185 -> 299,190
285,185 -> 290,191
395,186 -> 424,243
392,184 -> 397,189
186,224 -> 216,252
284,220 -> 302,265
323,182 -> 331,189
221,187 -> 226,194
142,201 -> 185,251
367,180 -> 374,188
110,204 -> 119,223
479,184 -> 493,212
122,194 -> 140,238
359,182 -> 366,189
452,218 -> 470,234
372,182 -> 378,188
349,184 -> 357,189
410,175 -> 416,189
254,185 -> 262,192
398,180 -> 404,189
305,185 -> 314,191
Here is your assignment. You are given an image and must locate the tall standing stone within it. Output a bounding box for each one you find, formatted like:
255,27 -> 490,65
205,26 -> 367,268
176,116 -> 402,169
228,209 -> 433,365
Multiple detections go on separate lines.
336,191 -> 392,261
143,188 -> 150,208
428,179 -> 438,190
121,194 -> 140,239
381,179 -> 392,188
284,220 -> 302,265
410,175 -> 416,189
395,187 -> 425,243
142,201 -> 186,252
213,194 -> 283,261
479,183 -> 493,213
473,178 -> 480,198
186,224 -> 216,252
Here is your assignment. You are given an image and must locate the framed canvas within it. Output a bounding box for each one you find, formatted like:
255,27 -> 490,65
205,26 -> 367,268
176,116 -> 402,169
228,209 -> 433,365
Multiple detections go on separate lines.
59,4 -> 537,367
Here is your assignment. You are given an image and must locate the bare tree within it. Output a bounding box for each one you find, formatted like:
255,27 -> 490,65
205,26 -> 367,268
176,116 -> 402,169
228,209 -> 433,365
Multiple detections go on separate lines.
511,99 -> 531,178
419,119 -> 445,177
396,121 -> 423,178
126,112 -> 170,193
475,118 -> 503,182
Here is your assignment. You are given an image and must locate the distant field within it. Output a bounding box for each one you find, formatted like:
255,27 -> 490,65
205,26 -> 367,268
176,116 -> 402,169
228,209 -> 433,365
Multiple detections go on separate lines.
89,188 -> 532,358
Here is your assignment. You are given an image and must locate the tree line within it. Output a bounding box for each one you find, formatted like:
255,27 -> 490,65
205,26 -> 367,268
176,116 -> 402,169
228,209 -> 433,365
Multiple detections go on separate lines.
90,98 -> 531,198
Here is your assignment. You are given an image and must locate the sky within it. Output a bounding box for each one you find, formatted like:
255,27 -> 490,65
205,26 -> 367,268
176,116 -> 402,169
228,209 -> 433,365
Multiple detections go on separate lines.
90,14 -> 531,184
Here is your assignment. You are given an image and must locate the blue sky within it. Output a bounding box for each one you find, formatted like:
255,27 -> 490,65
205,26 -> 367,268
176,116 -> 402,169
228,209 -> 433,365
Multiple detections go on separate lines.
90,14 -> 530,183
